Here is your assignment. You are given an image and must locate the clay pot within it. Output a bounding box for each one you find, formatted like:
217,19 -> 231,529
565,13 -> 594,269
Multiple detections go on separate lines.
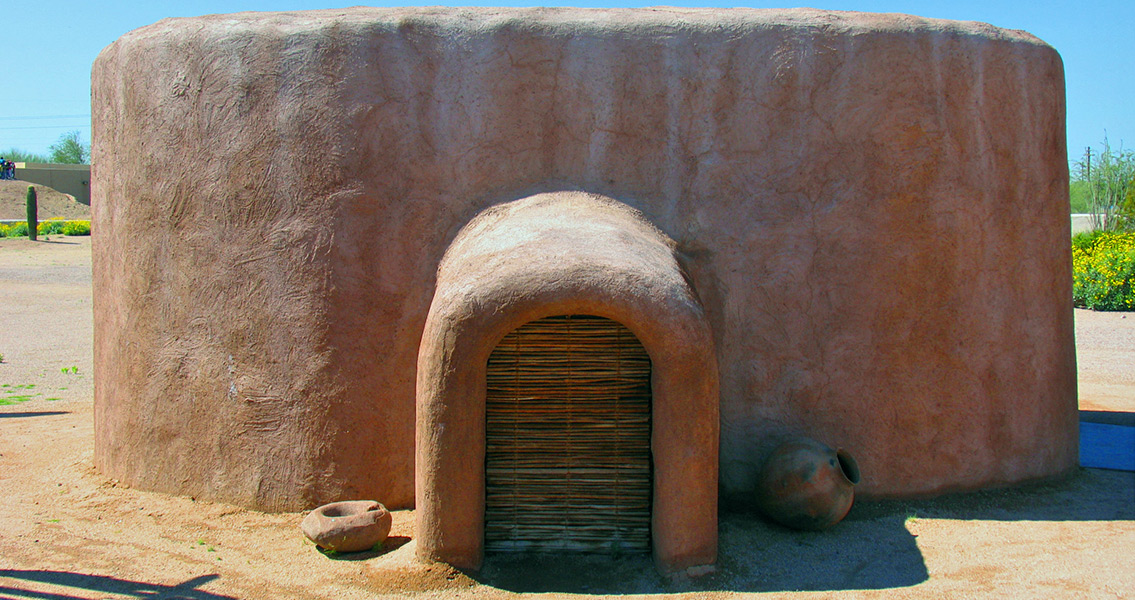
755,438 -> 861,531
301,500 -> 392,552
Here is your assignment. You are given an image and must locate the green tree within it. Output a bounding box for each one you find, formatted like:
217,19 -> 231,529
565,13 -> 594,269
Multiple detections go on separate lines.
1123,179 -> 1135,228
1069,180 -> 1092,213
0,148 -> 50,163
1074,135 -> 1135,231
47,130 -> 89,164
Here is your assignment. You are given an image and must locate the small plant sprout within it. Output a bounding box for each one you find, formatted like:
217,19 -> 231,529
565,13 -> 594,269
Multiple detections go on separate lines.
0,391 -> 39,405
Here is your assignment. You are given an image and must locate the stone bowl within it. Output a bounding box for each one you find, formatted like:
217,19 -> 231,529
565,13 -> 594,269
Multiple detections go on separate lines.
301,500 -> 392,553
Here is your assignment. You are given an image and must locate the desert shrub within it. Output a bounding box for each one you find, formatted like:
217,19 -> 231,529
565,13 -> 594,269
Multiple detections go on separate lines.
1072,229 -> 1109,254
37,219 -> 66,235
1074,136 -> 1135,231
1072,231 -> 1135,311
1070,180 -> 1092,213
0,219 -> 88,237
61,220 -> 90,236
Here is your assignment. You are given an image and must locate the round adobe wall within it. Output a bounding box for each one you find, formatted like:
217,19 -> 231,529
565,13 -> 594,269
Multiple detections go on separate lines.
91,7 -> 1076,512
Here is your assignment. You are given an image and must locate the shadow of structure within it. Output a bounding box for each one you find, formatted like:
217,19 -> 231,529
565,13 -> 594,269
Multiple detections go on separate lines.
0,571 -> 235,600
476,464 -> 1134,595
857,469 -> 1135,524
319,536 -> 412,561
0,411 -> 70,419
1081,410 -> 1135,427
35,239 -> 81,245
477,508 -> 928,595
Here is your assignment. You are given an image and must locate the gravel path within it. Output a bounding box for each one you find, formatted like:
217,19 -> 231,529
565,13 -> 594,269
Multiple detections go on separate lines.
1075,308 -> 1135,413
0,237 -> 93,406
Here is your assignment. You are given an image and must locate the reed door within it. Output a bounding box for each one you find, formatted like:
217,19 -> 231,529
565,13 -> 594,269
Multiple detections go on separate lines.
484,315 -> 652,553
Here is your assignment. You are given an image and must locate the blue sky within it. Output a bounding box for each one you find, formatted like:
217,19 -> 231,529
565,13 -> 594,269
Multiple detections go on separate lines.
2,1 -> 1131,166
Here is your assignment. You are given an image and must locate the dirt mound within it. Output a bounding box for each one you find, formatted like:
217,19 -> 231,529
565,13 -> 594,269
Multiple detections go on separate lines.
0,179 -> 90,220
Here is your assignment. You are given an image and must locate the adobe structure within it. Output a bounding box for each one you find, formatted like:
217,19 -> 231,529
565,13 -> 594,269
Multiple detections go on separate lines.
91,8 -> 1076,573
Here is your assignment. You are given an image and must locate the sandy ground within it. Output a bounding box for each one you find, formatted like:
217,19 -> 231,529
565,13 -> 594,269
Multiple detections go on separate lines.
1,238 -> 1132,600
1075,309 -> 1135,415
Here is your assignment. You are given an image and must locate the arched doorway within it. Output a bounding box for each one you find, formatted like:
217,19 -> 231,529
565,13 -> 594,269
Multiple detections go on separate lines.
416,191 -> 718,573
484,315 -> 652,553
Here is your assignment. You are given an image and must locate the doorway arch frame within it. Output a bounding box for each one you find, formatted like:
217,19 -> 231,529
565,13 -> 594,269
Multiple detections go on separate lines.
415,191 -> 719,574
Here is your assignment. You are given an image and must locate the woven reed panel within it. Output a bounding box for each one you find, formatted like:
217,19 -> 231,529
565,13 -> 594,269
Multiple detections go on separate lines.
485,315 -> 652,553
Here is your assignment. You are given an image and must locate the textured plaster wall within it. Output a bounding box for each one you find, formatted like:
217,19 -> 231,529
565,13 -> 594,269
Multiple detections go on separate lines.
91,7 -> 1076,511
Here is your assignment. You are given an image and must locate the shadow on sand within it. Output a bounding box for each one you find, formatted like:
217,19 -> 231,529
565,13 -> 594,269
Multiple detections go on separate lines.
0,411 -> 70,419
0,571 -> 235,600
33,239 -> 81,245
319,536 -> 412,561
1081,410 -> 1135,427
477,504 -> 928,595
475,466 -> 1134,595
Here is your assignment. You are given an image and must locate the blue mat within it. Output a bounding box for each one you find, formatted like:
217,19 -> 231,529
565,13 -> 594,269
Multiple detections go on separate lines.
1080,422 -> 1135,471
